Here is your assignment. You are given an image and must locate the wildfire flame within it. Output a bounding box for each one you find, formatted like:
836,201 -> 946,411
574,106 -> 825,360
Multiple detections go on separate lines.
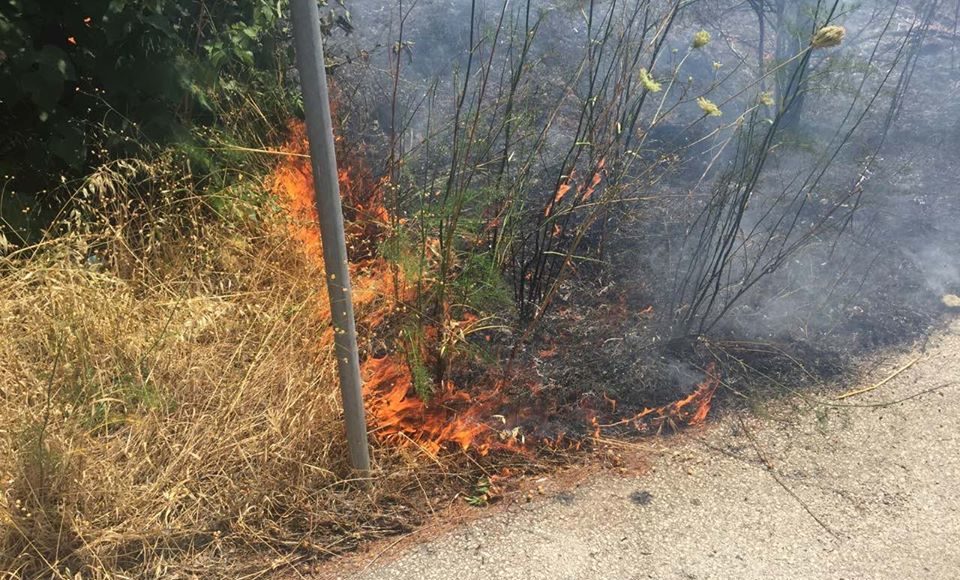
270,122 -> 324,260
590,363 -> 721,436
362,356 -> 513,456
545,158 -> 605,218
268,119 -> 511,456
269,117 -> 721,459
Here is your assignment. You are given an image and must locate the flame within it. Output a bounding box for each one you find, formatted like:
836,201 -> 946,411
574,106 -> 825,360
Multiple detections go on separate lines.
580,158 -> 605,204
548,178 -> 574,216
362,355 -> 506,456
592,362 -> 721,434
544,158 -> 606,217
268,117 -> 511,457
269,115 -> 718,459
270,121 -> 325,261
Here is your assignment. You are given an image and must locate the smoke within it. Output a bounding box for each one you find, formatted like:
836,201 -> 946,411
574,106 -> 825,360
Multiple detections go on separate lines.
325,0 -> 960,364
907,246 -> 959,296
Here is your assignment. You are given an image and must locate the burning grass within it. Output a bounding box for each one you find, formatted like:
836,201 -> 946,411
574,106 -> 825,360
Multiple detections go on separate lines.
0,124 -> 503,578
270,119 -> 721,460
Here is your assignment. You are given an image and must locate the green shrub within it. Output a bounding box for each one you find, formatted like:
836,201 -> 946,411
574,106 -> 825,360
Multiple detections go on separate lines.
0,0 -> 348,243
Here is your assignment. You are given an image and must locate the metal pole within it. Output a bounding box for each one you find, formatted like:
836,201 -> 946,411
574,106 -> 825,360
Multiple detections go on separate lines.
290,0 -> 371,474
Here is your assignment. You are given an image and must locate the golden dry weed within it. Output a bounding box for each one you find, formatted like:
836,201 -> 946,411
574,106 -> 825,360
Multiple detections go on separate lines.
0,203 -> 422,578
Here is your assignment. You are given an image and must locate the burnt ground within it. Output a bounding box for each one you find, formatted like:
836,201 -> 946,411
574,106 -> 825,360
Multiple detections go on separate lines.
527,20 -> 960,418
319,316 -> 960,580
292,3 -> 960,575
323,0 -> 960,424
528,116 -> 960,417
265,5 -> 960,577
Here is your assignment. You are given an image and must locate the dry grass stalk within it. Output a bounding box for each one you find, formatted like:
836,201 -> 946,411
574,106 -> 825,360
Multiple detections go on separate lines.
0,195 -> 427,578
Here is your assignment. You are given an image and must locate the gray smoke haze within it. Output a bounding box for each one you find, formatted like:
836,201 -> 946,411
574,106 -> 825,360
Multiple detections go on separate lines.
326,0 -> 959,357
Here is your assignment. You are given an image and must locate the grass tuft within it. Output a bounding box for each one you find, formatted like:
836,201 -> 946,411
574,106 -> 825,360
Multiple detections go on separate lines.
0,195 -> 421,578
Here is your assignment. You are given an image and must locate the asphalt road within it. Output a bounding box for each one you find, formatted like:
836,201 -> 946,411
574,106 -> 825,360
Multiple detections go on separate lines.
329,318 -> 960,580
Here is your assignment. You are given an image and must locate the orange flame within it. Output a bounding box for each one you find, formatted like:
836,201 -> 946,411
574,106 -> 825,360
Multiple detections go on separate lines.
269,118 -> 510,457
362,356 -> 506,456
270,121 -> 325,261
270,116 -> 718,459
592,363 -> 720,435
547,178 -> 574,216
544,158 -> 606,218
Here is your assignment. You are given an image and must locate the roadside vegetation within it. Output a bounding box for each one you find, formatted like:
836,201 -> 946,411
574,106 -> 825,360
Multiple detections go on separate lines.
2,0 -> 954,577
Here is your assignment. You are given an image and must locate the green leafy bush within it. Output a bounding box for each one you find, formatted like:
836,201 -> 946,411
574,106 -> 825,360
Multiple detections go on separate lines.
0,0 -> 308,241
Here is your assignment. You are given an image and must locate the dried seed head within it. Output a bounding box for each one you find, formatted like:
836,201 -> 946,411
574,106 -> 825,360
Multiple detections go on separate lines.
811,25 -> 845,49
692,30 -> 711,49
697,97 -> 722,117
638,68 -> 662,92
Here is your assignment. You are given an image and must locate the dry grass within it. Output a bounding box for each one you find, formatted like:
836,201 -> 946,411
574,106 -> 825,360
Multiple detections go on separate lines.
0,188 -> 425,577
